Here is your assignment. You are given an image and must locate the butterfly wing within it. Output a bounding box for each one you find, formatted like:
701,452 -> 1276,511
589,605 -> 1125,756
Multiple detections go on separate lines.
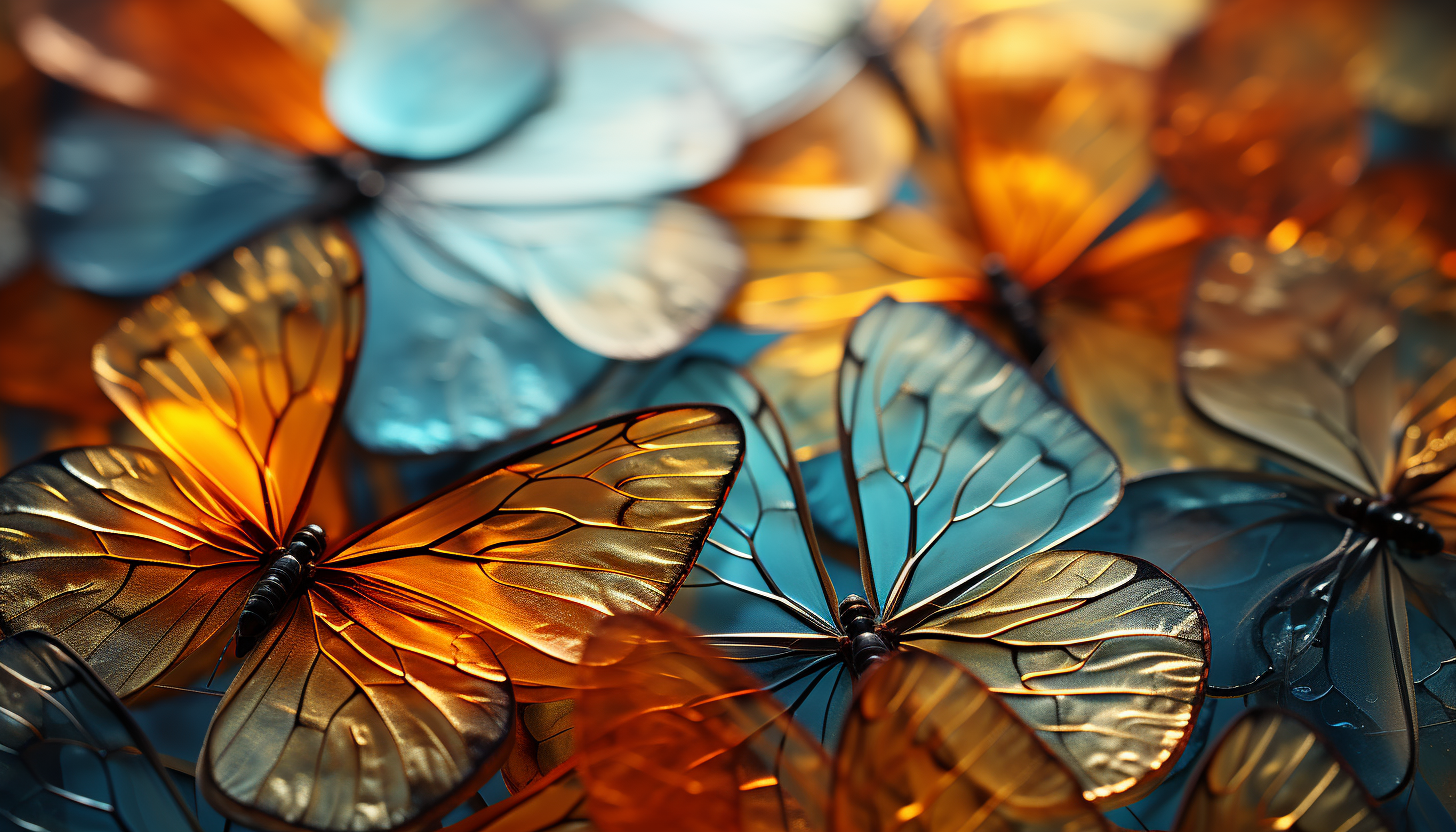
0,630 -> 201,832
834,649 -> 1110,832
441,766 -> 593,832
1172,709 -> 1390,832
839,297 -> 1121,620
94,221 -> 363,546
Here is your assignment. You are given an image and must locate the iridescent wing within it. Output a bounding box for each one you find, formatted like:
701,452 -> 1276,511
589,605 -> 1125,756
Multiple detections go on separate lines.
839,298 -> 1121,620
15,0 -> 348,155
1173,709 -> 1390,832
1070,472 -> 1415,800
573,613 -> 831,832
36,105 -> 328,296
835,649 -> 1110,832
441,766 -> 593,832
0,630 -> 201,832
323,0 -> 550,159
899,550 -> 1208,806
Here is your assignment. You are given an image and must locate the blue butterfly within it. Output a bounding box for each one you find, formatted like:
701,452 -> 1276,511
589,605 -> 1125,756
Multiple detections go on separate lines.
1069,232 -> 1456,817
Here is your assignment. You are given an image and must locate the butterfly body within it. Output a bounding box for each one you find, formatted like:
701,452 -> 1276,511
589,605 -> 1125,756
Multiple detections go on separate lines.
1330,494 -> 1444,556
234,523 -> 327,656
835,594 -> 890,676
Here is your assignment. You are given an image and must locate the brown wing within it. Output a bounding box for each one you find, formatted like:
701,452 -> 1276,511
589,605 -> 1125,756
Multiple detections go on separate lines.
199,574 -> 514,832
93,221 -> 363,547
835,649 -> 1109,832
0,445 -> 262,698
574,613 -> 831,832
14,0 -> 347,155
895,551 -> 1208,807
1173,709 -> 1390,832
443,766 -> 594,832
319,406 -> 745,699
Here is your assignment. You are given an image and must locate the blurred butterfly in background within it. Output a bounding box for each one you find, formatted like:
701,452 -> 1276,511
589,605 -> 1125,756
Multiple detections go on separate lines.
501,297 -> 1211,807
0,221 -> 746,832
1069,165 -> 1456,819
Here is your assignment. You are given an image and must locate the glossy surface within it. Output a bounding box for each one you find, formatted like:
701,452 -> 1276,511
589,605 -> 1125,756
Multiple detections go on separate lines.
324,0 -> 551,159
0,631 -> 202,832
442,766 -> 592,832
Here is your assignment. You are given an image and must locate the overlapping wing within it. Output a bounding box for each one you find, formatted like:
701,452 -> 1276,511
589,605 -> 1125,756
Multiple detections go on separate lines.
93,221 -> 363,546
199,577 -> 515,832
442,766 -> 594,832
1173,709 -> 1389,832
898,551 -> 1208,806
835,649 -> 1109,832
839,298 -> 1121,619
0,446 -> 262,698
573,613 -> 831,832
0,630 -> 202,832
322,407 -> 744,697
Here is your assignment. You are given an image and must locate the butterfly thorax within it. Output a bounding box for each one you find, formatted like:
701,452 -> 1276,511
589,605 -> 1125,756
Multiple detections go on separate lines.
838,595 -> 892,676
1332,494 -> 1444,557
235,525 -> 327,656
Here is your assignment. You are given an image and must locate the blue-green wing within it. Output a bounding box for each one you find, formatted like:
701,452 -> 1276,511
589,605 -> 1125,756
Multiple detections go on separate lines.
838,298 -> 1121,623
0,631 -> 201,832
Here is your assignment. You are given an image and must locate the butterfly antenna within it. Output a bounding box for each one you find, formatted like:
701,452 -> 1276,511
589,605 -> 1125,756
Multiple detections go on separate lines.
152,684 -> 224,698
1124,806 -> 1150,832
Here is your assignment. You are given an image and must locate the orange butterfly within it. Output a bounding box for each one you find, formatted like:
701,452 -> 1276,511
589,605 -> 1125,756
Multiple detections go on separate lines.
445,614 -> 1389,832
0,221 -> 746,832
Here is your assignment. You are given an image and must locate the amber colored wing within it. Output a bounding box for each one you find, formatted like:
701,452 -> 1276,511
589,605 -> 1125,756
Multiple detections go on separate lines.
442,766 -> 594,832
14,0 -> 347,155
0,446 -> 263,698
945,11 -> 1156,291
0,630 -> 202,832
573,613 -> 831,832
199,575 -> 515,832
322,406 -> 745,698
835,649 -> 1109,832
1173,709 -> 1391,832
93,221 -> 363,548
897,551 -> 1208,807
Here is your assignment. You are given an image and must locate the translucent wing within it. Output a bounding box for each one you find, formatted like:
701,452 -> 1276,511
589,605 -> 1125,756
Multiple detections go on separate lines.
1408,605 -> 1456,825
441,766 -> 593,832
1173,709 -> 1390,832
839,298 -> 1121,619
323,407 -> 745,699
93,221 -> 363,547
835,649 -> 1110,832
0,446 -> 263,698
15,0 -> 348,155
899,550 -> 1208,806
694,68 -> 916,221
36,105 -> 329,295
324,0 -> 550,160
342,205 -> 607,454
390,4 -> 738,205
199,576 -> 514,832
573,613 -> 831,832
0,630 -> 201,832
1070,473 -> 1416,799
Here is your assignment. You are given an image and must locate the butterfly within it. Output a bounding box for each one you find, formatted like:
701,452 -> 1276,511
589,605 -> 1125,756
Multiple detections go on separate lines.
1068,166 -> 1456,811
465,613 -> 1385,832
0,221 -> 747,832
500,298 -> 1207,805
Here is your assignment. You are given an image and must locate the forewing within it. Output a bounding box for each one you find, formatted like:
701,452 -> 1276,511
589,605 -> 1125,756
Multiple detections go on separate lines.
839,298 -> 1120,618
323,407 -> 744,697
574,613 -> 831,832
200,578 -> 514,832
834,649 -> 1109,832
94,221 -> 363,545
0,631 -> 201,832
1173,709 -> 1389,832
0,446 -> 262,698
899,551 -> 1208,806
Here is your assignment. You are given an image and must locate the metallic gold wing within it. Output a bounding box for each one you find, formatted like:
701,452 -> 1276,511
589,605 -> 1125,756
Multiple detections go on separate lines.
442,766 -> 594,832
14,0 -> 348,155
93,221 -> 363,548
1173,709 -> 1390,832
0,630 -> 202,832
199,577 -> 514,832
573,613 -> 831,832
898,551 -> 1208,807
322,406 -> 744,695
834,648 -> 1110,832
0,446 -> 262,698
